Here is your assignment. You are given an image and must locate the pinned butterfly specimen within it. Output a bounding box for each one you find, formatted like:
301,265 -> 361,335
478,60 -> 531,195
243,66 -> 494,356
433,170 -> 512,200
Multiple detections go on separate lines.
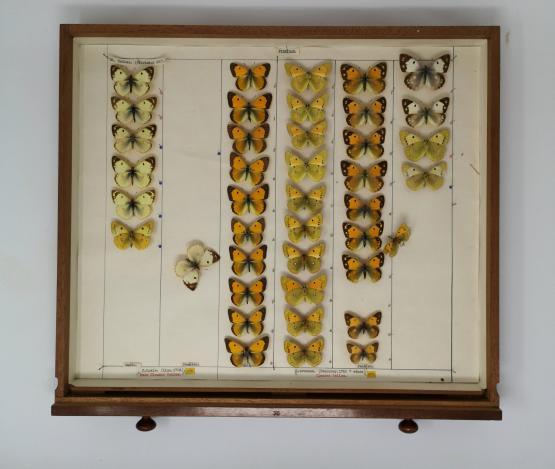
344,311 -> 382,339
384,224 -> 411,257
402,161 -> 448,191
229,277 -> 267,306
287,93 -> 328,124
281,274 -> 327,306
284,212 -> 323,242
342,220 -> 384,251
343,96 -> 386,128
341,62 -> 387,94
231,217 -> 265,246
282,242 -> 325,274
284,337 -> 324,368
225,336 -> 269,367
399,129 -> 450,162
227,184 -> 269,215
343,128 -> 386,159
230,62 -> 271,91
285,149 -> 327,183
112,124 -> 156,154
286,184 -> 326,214
227,123 -> 269,154
284,62 -> 332,93
229,153 -> 269,186
111,96 -> 157,124
342,252 -> 385,283
112,189 -> 156,220
175,242 -> 220,291
228,307 -> 266,336
227,92 -> 273,124
341,160 -> 387,192
229,245 -> 267,276
112,156 -> 156,188
284,306 -> 324,336
111,220 -> 154,250
402,97 -> 450,128
399,53 -> 451,90
287,120 -> 327,149
344,194 -> 385,222
347,342 -> 379,364
111,65 -> 154,97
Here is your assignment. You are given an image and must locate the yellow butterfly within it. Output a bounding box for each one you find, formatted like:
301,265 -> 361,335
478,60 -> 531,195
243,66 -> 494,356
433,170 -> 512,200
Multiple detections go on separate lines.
343,128 -> 385,160
229,245 -> 267,276
281,274 -> 327,306
229,277 -> 266,307
383,224 -> 411,257
284,212 -> 322,242
344,194 -> 385,222
111,189 -> 156,220
341,160 -> 387,192
284,62 -> 332,93
227,124 -> 270,154
229,153 -> 269,186
286,184 -> 326,214
175,243 -> 220,291
402,97 -> 450,128
287,120 -> 327,149
111,65 -> 154,97
402,161 -> 448,191
342,252 -> 384,283
111,156 -> 155,188
225,336 -> 269,367
112,124 -> 156,154
343,96 -> 386,128
344,311 -> 382,339
110,220 -> 154,250
230,62 -> 271,91
400,129 -> 450,162
284,306 -> 324,336
228,307 -> 266,336
282,242 -> 325,274
347,341 -> 379,364
287,93 -> 328,123
111,96 -> 157,124
285,149 -> 327,183
341,62 -> 387,94
399,53 -> 450,91
284,337 -> 324,368
342,220 -> 384,251
231,217 -> 265,246
227,92 -> 273,124
227,184 -> 269,215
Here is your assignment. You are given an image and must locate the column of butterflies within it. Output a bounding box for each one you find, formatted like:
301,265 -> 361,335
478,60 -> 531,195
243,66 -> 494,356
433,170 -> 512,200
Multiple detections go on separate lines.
338,61 -> 412,367
225,63 -> 273,368
109,64 -> 159,251
398,53 -> 452,191
280,62 -> 332,369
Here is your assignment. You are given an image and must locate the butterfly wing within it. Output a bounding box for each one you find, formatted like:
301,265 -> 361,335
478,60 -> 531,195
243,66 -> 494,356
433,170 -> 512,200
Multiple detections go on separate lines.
175,259 -> 200,290
344,312 -> 363,339
285,63 -> 310,93
347,342 -> 363,364
305,242 -> 325,273
133,190 -> 156,219
111,220 -> 131,250
284,339 -> 306,367
281,275 -> 306,306
111,190 -> 133,220
246,336 -> 269,366
427,54 -> 451,90
366,62 -> 387,93
288,94 -> 309,123
287,122 -> 308,149
306,149 -> 327,182
426,161 -> 448,190
307,120 -> 327,147
111,156 -> 133,188
305,306 -> 324,336
307,94 -> 328,122
426,129 -> 450,161
307,273 -> 327,304
341,63 -> 364,94
225,338 -> 247,367
307,62 -> 332,92
428,98 -> 450,126
402,99 -> 425,128
342,254 -> 364,283
131,221 -> 154,250
283,242 -> 304,274
366,252 -> 385,282
305,337 -> 324,367
228,308 -> 248,336
284,308 -> 306,336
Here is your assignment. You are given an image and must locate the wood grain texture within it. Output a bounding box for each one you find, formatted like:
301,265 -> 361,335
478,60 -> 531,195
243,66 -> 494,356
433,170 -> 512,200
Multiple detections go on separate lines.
54,24 -> 501,422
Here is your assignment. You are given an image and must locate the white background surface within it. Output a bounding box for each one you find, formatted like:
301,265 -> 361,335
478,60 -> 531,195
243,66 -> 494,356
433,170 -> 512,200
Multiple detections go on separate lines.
1,0 -> 554,467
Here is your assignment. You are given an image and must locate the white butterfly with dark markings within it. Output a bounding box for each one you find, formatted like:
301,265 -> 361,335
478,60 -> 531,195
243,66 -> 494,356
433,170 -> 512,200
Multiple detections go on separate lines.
399,53 -> 451,90
175,242 -> 220,291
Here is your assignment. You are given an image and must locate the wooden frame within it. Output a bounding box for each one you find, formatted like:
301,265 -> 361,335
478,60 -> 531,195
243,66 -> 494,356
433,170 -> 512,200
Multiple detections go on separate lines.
53,24 -> 501,432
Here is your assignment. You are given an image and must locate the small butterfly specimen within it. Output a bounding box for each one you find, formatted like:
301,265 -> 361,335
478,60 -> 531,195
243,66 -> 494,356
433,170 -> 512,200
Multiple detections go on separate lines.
112,189 -> 156,220
112,124 -> 156,154
225,336 -> 269,367
399,129 -> 450,162
341,160 -> 387,192
347,341 -> 379,364
343,96 -> 386,127
111,96 -> 157,124
228,92 -> 272,124
281,274 -> 327,306
228,307 -> 266,336
402,161 -> 448,190
111,65 -> 154,97
111,220 -> 154,250
384,224 -> 411,257
175,242 -> 220,291
285,149 -> 327,183
284,62 -> 332,93
284,337 -> 324,368
344,311 -> 382,339
402,98 -> 450,128
343,128 -> 386,159
230,63 -> 271,91
284,306 -> 324,336
341,62 -> 387,94
112,156 -> 155,188
284,213 -> 323,242
287,93 -> 328,123
342,252 -> 385,283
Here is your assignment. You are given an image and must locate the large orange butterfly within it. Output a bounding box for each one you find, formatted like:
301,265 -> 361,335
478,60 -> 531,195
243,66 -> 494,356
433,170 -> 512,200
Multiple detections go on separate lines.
342,220 -> 384,251
227,184 -> 269,215
227,92 -> 272,124
229,153 -> 269,186
228,307 -> 266,336
230,63 -> 271,91
341,160 -> 387,192
342,253 -> 385,283
341,62 -> 387,94
347,341 -> 379,364
344,311 -> 382,339
343,96 -> 386,128
344,194 -> 385,222
343,128 -> 386,160
231,217 -> 265,246
225,336 -> 269,367
229,245 -> 267,276
229,277 -> 267,306
228,124 -> 270,154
